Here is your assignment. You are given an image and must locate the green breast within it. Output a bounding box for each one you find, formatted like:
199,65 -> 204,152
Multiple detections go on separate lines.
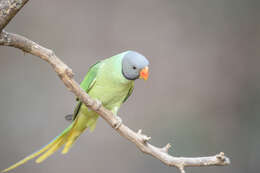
88,55 -> 133,109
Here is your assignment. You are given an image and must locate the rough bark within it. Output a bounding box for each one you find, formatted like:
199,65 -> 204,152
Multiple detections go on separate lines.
0,0 -> 29,31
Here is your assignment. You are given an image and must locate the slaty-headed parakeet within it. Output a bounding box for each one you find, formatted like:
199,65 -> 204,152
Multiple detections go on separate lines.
2,50 -> 149,172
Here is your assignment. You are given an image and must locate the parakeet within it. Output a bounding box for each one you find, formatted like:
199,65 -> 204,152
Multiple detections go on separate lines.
2,50 -> 149,172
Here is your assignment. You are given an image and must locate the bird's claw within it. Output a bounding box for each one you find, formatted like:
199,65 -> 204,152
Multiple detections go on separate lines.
92,99 -> 102,111
114,116 -> 122,129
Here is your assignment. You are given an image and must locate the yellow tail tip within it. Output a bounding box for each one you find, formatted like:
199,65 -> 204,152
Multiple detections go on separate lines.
61,150 -> 68,154
35,159 -> 42,164
61,144 -> 71,154
2,169 -> 8,173
2,165 -> 18,173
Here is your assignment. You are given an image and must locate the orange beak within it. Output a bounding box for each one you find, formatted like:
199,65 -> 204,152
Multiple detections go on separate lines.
139,66 -> 149,80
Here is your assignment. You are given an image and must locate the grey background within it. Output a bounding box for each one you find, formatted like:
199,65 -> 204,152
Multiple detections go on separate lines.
0,0 -> 260,173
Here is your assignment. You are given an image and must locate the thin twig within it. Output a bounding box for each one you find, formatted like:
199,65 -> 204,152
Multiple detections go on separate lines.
0,31 -> 230,173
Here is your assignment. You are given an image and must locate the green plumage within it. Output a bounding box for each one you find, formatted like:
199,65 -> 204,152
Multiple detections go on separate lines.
2,51 -> 134,172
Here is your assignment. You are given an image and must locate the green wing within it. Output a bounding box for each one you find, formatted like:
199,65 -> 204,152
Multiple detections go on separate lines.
71,61 -> 101,120
123,82 -> 134,103
80,61 -> 101,92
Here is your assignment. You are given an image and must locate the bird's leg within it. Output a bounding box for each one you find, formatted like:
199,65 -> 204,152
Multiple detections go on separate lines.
112,106 -> 122,129
92,99 -> 102,111
114,115 -> 122,129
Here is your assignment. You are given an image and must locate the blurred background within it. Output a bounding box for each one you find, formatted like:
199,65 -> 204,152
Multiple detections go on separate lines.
0,0 -> 259,173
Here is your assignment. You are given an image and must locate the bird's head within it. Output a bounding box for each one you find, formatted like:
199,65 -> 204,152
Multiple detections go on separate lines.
122,51 -> 149,81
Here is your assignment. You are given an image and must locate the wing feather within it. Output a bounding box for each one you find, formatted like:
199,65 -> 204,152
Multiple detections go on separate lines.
123,83 -> 134,103
71,61 -> 101,120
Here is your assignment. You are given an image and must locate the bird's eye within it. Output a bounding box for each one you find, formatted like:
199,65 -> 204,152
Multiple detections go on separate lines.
133,66 -> 136,70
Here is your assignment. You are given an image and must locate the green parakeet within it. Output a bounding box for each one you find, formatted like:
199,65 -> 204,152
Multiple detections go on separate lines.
2,50 -> 149,172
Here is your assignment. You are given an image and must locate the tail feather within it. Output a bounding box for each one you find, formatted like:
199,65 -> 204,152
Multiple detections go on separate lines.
35,132 -> 68,163
2,111 -> 99,172
62,115 -> 85,154
61,112 -> 98,154
61,131 -> 81,154
2,125 -> 72,173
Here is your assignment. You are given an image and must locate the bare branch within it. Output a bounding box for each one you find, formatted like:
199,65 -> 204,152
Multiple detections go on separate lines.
0,0 -> 29,31
0,0 -> 230,172
0,30 -> 230,173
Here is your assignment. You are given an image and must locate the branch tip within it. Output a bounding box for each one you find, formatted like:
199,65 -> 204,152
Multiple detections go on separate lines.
143,136 -> 151,142
137,129 -> 151,143
178,166 -> 185,173
137,129 -> 142,134
162,143 -> 171,153
216,152 -> 230,164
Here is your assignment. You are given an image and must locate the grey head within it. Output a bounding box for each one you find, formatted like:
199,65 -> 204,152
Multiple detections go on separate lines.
122,51 -> 149,80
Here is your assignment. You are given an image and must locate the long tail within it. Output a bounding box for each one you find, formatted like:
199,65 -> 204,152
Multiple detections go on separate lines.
2,112 -> 98,173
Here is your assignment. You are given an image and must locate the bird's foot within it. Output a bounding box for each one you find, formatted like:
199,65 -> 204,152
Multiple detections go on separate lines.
113,115 -> 122,129
92,99 -> 102,111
